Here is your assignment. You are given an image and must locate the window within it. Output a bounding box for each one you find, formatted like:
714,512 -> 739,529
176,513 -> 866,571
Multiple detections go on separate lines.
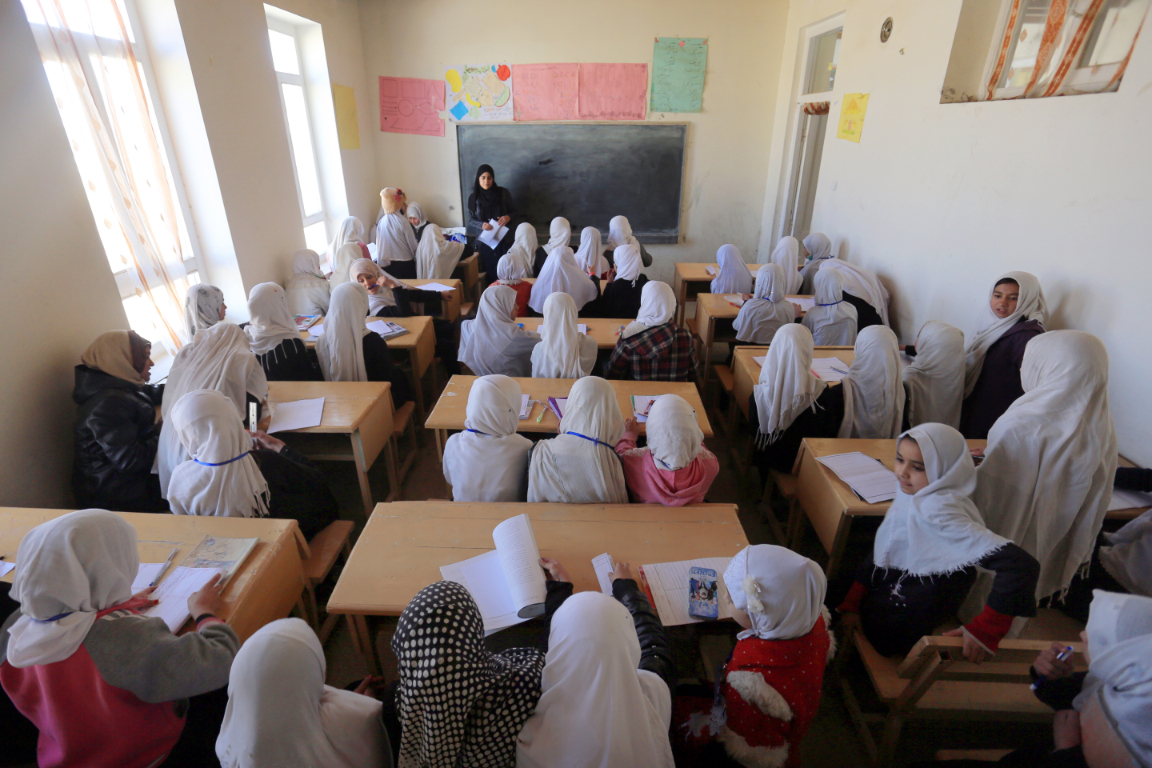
804,26 -> 842,95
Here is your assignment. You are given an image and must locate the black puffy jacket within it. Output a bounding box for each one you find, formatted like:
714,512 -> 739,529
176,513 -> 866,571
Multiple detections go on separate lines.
72,365 -> 166,511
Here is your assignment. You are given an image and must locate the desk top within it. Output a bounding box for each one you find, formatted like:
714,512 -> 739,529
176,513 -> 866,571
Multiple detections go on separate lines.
675,263 -> 761,281
302,315 -> 431,351
697,293 -> 814,320
326,501 -> 748,615
402,278 -> 462,294
0,508 -> 306,641
517,318 -> 631,350
267,381 -> 391,434
424,376 -> 713,437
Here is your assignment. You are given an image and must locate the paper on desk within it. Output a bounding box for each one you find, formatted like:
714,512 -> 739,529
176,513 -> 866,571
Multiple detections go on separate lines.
723,295 -> 745,308
592,553 -> 616,595
637,557 -> 733,627
811,357 -> 850,382
132,563 -> 167,592
0,561 -> 15,578
790,298 -> 816,312
815,452 -> 898,504
142,566 -> 221,633
531,323 -> 587,334
367,320 -> 409,339
307,321 -> 324,337
705,265 -> 717,276
753,355 -> 767,367
519,394 -> 532,419
267,397 -> 325,433
1108,488 -> 1152,512
477,220 -> 509,249
547,397 -> 567,420
631,395 -> 657,423
414,282 -> 455,293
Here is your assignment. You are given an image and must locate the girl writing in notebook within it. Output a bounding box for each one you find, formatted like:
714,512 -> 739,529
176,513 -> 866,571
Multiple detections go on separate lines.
710,244 -> 753,296
607,282 -> 697,382
244,282 -> 321,382
733,263 -> 799,346
459,285 -> 541,378
614,394 -> 719,506
530,292 -> 598,379
590,243 -> 648,319
442,375 -> 533,502
284,249 -> 330,317
902,320 -> 965,430
315,283 -> 411,407
837,326 -> 905,440
504,222 -> 546,278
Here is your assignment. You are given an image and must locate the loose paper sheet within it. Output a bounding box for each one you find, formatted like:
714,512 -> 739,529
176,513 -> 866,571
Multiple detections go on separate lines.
132,562 -> 167,592
639,557 -> 733,626
512,63 -> 579,121
1109,488 -> 1152,511
267,397 -> 325,433
0,562 -> 15,578
308,321 -> 324,337
723,295 -> 745,308
446,64 -> 513,121
478,220 -> 509,248
790,297 -> 816,312
332,83 -> 360,149
592,553 -> 617,595
815,452 -> 898,504
837,93 -> 869,143
705,265 -> 717,276
143,566 -> 221,633
810,357 -> 851,382
379,76 -> 445,137
651,38 -> 707,113
410,282 -> 455,293
579,63 -> 647,120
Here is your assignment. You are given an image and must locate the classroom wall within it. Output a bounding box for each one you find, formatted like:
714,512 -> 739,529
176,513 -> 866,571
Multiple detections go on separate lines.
0,0 -> 131,507
758,0 -> 1152,465
357,0 -> 791,284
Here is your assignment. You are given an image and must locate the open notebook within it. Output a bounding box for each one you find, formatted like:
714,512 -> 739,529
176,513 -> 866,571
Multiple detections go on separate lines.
636,557 -> 735,626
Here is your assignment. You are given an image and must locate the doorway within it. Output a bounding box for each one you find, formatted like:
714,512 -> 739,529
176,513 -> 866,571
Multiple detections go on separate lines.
783,109 -> 828,242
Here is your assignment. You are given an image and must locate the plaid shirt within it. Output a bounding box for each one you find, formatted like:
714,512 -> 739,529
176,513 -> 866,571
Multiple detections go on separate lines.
607,323 -> 698,382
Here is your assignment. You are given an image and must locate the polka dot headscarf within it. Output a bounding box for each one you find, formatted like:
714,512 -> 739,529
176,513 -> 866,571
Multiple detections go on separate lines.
392,581 -> 545,768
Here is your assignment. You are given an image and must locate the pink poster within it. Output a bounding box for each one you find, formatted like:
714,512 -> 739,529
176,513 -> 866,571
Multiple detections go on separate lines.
579,63 -> 648,120
379,76 -> 445,137
511,63 -> 579,121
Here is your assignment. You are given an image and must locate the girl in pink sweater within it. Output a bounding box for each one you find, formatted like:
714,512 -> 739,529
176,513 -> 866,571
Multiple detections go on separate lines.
615,394 -> 720,506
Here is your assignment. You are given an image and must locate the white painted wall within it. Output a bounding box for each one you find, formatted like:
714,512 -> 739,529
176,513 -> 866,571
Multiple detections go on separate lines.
758,0 -> 1152,465
357,0 -> 791,284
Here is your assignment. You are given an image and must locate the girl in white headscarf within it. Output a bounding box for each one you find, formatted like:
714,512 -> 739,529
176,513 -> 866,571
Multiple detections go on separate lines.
974,331 -> 1118,603
819,259 -> 890,328
545,216 -> 571,255
245,282 -> 319,382
770,236 -> 803,295
605,215 -> 653,267
710,244 -> 753,295
459,285 -> 540,378
330,243 -> 364,289
442,375 -> 533,501
838,325 -> 905,439
375,188 -> 419,278
1,509 -> 239,768
415,224 -> 465,280
837,424 -> 1039,659
285,249 -> 330,316
531,292 -> 597,379
574,226 -> 609,278
802,268 -> 858,346
960,272 -> 1047,439
798,232 -> 833,293
184,283 -> 226,337
216,618 -> 388,768
614,394 -> 719,506
593,243 -> 648,319
528,376 -> 628,503
406,201 -> 429,243
316,283 -> 412,404
349,257 -> 399,316
528,246 -> 599,314
516,590 -> 675,768
608,282 -> 697,382
495,254 -> 532,317
326,216 -> 367,274
505,222 -> 544,278
733,264 -> 797,345
903,320 -> 965,429
158,322 -> 268,497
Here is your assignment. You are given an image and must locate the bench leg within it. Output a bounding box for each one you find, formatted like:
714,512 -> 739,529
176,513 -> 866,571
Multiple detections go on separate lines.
347,614 -> 381,676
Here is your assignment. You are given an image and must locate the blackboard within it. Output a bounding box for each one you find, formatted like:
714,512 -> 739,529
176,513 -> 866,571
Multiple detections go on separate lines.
456,123 -> 687,244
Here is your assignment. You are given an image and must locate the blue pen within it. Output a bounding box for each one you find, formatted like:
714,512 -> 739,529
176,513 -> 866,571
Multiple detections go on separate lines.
831,367 -> 850,375
1030,646 -> 1074,690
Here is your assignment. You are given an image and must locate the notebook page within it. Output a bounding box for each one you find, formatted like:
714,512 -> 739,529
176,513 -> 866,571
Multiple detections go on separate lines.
631,396 -> 657,423
790,297 -> 816,312
132,563 -> 167,592
519,394 -> 532,419
492,514 -> 546,611
638,557 -> 733,626
592,553 -> 616,595
815,452 -> 898,504
810,357 -> 850,382
142,566 -> 221,633
440,551 -> 524,632
412,282 -> 455,292
267,397 -> 325,433
1108,489 -> 1152,511
705,265 -> 717,276
723,295 -> 745,307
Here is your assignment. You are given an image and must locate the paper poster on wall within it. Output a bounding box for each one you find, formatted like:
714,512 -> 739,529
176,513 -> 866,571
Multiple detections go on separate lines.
379,76 -> 445,137
512,63 -> 578,121
836,93 -> 869,143
332,84 -> 360,149
445,64 -> 513,121
650,37 -> 707,113
579,63 -> 647,120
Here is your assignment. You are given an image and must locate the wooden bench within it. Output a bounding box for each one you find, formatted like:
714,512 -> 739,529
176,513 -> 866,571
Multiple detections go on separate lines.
300,520 -> 355,643
459,301 -> 475,319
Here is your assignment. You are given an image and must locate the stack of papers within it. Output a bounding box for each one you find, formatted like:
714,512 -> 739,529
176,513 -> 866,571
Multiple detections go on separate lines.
815,452 -> 898,504
790,297 -> 816,312
267,397 -> 325,433
294,315 -> 320,331
630,395 -> 657,422
637,557 -> 734,626
811,357 -> 851,382
477,220 -> 509,248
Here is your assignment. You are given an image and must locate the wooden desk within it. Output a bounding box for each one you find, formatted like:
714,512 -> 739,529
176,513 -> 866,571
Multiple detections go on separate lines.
424,375 -> 713,460
451,254 -> 480,302
326,501 -> 748,673
672,262 -> 761,324
403,278 -> 462,322
518,318 -> 632,350
732,346 -> 857,419
0,508 -> 307,642
694,295 -> 813,383
267,381 -> 397,514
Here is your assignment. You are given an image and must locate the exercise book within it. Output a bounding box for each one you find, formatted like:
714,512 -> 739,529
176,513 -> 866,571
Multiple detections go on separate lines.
815,452 -> 898,504
637,557 -> 734,627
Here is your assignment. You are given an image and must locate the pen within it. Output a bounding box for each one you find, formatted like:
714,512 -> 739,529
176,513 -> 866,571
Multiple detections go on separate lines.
151,546 -> 180,587
831,367 -> 850,375
1030,646 -> 1074,690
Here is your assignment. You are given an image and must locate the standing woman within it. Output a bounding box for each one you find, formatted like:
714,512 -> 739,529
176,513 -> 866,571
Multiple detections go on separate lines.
733,264 -> 798,345
605,215 -> 653,267
531,292 -> 597,379
902,320 -> 965,429
284,249 -> 330,317
838,326 -> 905,439
467,165 -> 515,283
960,272 -> 1047,439
316,283 -> 411,406
184,283 -> 226,337
459,285 -> 540,378
710,244 -> 753,296
574,226 -> 609,279
245,282 -> 320,382
592,244 -> 648,319
770,236 -> 803,295
801,268 -> 858,346
375,188 -> 419,279
799,232 -> 834,293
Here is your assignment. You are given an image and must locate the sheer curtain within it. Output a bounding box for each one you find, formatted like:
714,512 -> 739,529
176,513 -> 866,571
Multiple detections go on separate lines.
22,0 -> 191,353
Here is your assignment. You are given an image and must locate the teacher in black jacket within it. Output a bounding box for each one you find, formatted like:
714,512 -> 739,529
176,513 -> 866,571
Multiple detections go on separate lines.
467,164 -> 516,286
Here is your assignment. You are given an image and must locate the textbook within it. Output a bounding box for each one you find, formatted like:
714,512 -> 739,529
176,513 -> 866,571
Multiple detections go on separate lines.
630,395 -> 657,423
440,514 -> 547,633
179,535 -> 259,585
637,557 -> 734,626
547,396 -> 567,420
366,319 -> 410,340
815,452 -> 897,504
688,566 -> 720,620
294,314 -> 321,331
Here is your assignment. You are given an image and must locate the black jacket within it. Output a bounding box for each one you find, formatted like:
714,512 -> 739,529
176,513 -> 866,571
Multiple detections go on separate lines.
72,365 -> 167,511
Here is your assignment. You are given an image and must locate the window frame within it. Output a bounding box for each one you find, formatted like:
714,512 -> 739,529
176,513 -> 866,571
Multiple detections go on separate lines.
800,16 -> 844,100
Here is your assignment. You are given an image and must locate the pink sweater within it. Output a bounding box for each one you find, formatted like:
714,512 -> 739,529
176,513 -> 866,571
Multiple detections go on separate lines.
614,431 -> 720,506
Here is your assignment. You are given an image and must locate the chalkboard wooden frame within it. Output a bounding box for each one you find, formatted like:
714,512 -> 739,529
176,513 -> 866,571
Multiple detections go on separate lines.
456,122 -> 688,244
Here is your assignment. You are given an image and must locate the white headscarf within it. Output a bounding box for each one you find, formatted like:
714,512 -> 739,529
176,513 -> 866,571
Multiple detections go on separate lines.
975,331 -> 1118,600
733,264 -> 795,345
327,217 -> 364,274
528,376 -> 628,504
903,320 -> 965,430
622,281 -> 677,339
820,259 -> 891,326
799,232 -> 833,293
245,283 -> 301,356
317,283 -> 370,382
606,215 -> 640,251
506,222 -> 539,277
613,243 -> 644,287
723,544 -> 826,641
375,211 -> 418,265
753,324 -> 827,446
216,618 -> 387,768
839,326 -> 905,439
645,394 -> 703,471
159,322 -> 267,496
528,246 -> 599,313
710,244 -> 753,295
6,509 -> 138,668
406,202 -> 427,229
1099,509 -> 1152,598
167,389 -> 270,519
442,375 -> 533,502
801,267 -> 858,346
184,283 -> 224,337
1072,591 -> 1152,765
349,257 -> 398,314
496,254 -> 526,283
546,217 -> 571,254
516,592 -> 674,768
770,236 -> 803,295
330,243 -> 364,288
531,292 -> 591,379
459,285 -> 540,378
285,249 -> 330,316
574,227 -> 608,276
875,425 -> 1008,577
416,224 -> 465,280
964,272 -> 1048,396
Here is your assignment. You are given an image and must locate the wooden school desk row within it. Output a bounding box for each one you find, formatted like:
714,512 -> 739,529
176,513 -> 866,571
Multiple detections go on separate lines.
672,261 -> 761,325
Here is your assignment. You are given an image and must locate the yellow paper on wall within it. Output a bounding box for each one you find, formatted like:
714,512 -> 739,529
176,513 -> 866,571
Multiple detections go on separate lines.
837,93 -> 869,143
332,83 -> 360,150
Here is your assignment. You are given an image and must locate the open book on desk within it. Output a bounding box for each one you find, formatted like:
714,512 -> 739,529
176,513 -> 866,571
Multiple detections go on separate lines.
637,557 -> 735,627
440,514 -> 547,633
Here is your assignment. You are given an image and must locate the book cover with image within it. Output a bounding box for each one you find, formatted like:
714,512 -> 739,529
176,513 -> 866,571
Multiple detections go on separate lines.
688,566 -> 719,620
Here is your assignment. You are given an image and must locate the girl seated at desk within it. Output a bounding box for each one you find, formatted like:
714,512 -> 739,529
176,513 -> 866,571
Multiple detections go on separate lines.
531,292 -> 598,379
315,283 -> 411,408
245,282 -> 321,382
902,320 -> 965,430
798,232 -> 834,293
528,246 -> 599,317
574,226 -> 609,279
494,254 -> 532,318
375,188 -> 419,279
329,243 -> 362,289
838,325 -> 905,440
184,283 -> 226,336
325,216 -> 369,275
771,235 -> 803,295
733,264 -> 799,346
416,224 -> 469,281
285,249 -> 330,317
818,259 -> 888,330
801,268 -> 857,347
605,214 -> 653,268
607,282 -> 697,382
615,394 -> 718,506
545,216 -> 571,257
442,375 -> 532,502
505,222 -> 546,278
710,244 -> 753,296
460,285 -> 541,378
589,243 -> 648,320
